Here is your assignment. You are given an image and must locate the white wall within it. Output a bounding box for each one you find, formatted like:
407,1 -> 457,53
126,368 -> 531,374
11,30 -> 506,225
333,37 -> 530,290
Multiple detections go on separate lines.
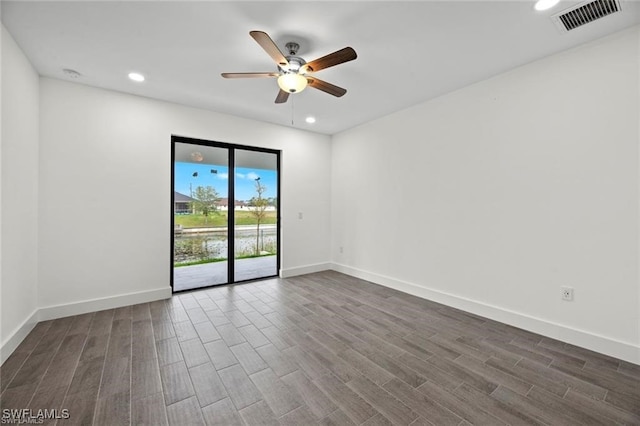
38,78 -> 331,311
331,27 -> 640,363
1,25 -> 40,359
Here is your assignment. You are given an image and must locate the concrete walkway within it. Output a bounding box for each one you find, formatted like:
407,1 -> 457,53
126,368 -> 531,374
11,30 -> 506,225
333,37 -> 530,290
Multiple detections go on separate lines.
173,256 -> 278,291
176,224 -> 276,234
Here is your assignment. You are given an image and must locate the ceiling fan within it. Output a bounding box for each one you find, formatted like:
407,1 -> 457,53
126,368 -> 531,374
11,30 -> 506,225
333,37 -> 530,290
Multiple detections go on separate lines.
221,31 -> 357,104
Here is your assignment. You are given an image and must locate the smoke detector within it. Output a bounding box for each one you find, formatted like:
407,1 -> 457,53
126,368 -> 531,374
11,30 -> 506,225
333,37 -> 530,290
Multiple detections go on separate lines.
62,68 -> 82,79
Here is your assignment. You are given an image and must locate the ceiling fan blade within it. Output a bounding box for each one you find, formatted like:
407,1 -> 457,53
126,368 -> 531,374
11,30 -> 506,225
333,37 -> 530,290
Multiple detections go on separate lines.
307,77 -> 347,97
221,72 -> 279,78
275,90 -> 290,104
250,30 -> 290,69
302,47 -> 357,73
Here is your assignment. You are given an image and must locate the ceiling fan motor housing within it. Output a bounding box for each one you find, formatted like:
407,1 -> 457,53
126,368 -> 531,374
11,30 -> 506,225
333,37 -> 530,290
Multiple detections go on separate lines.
281,56 -> 306,74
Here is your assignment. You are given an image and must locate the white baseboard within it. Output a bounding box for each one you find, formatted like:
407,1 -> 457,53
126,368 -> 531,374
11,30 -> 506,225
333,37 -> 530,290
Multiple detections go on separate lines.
330,262 -> 640,365
1,287 -> 171,365
0,309 -> 39,365
281,262 -> 331,278
39,287 -> 172,321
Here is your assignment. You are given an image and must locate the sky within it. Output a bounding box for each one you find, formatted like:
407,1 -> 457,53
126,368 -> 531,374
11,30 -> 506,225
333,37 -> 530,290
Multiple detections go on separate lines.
174,162 -> 277,201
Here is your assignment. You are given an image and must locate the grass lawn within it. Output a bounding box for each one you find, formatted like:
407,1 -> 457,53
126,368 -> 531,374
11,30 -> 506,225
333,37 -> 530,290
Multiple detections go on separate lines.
175,211 -> 276,228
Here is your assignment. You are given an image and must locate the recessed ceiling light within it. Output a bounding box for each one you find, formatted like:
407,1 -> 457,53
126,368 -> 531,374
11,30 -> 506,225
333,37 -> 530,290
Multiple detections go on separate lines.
128,72 -> 145,82
305,116 -> 316,124
534,0 -> 560,11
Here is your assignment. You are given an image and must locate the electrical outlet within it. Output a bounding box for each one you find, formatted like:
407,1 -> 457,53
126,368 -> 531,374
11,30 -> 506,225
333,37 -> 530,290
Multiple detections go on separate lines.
339,246 -> 344,254
298,212 -> 303,220
561,286 -> 574,301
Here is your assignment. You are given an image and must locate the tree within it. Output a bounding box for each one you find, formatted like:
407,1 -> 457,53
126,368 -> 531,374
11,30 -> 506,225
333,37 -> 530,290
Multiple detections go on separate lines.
190,186 -> 220,224
248,179 -> 268,255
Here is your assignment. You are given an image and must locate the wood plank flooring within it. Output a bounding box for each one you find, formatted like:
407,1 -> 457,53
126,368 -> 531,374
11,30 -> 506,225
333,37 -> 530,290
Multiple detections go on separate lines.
1,270 -> 639,425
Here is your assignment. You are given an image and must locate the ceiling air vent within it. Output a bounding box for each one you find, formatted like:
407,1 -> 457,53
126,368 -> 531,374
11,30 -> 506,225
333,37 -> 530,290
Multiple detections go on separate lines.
551,0 -> 621,32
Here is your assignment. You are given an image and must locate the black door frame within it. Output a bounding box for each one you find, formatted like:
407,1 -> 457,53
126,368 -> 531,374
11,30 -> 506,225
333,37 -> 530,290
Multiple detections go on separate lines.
171,135 -> 281,293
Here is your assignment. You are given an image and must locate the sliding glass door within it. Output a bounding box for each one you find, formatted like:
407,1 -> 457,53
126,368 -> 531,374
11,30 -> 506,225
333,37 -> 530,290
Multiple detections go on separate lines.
171,137 -> 280,292
234,149 -> 279,281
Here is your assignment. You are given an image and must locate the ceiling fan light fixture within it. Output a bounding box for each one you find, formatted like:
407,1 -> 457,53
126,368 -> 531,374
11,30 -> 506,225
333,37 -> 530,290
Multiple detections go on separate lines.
277,73 -> 308,93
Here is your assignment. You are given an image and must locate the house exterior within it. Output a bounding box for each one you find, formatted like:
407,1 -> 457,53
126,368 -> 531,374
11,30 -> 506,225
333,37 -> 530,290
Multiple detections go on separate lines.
174,191 -> 195,214
175,193 -> 255,213
216,197 -> 247,211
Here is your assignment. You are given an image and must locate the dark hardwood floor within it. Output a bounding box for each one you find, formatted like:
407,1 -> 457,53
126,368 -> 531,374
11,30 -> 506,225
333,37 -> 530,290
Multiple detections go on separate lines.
1,270 -> 639,425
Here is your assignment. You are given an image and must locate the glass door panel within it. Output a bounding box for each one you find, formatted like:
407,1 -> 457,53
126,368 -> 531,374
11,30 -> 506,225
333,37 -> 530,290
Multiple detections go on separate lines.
173,142 -> 229,291
233,149 -> 279,281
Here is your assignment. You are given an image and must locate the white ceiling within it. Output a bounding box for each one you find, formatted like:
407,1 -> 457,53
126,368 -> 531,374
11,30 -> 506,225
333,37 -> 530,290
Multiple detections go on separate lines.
2,1 -> 639,135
